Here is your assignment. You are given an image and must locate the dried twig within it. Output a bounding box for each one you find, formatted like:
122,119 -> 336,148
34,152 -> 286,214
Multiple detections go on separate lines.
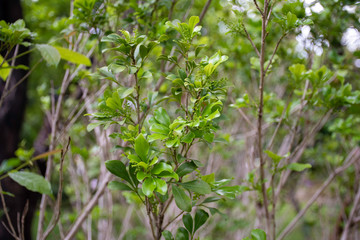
41,138 -> 70,240
278,147 -> 360,240
341,182 -> 360,240
0,183 -> 18,239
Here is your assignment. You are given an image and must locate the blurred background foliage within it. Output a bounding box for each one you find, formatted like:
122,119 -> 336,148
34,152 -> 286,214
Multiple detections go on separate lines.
3,0 -> 359,239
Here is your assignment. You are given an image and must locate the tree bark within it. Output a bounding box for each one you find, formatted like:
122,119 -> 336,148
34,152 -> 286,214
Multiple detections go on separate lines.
0,1 -> 42,239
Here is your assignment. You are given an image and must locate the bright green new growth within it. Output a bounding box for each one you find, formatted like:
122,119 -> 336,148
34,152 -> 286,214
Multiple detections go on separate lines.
88,16 -> 241,239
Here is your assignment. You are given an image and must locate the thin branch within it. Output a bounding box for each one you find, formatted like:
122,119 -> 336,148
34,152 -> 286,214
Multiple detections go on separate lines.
168,0 -> 178,20
182,0 -> 194,22
274,110 -> 332,202
0,183 -> 18,239
1,59 -> 43,101
242,24 -> 260,57
155,0 -> 213,91
341,182 -> 360,240
278,147 -> 360,240
265,34 -> 286,74
162,211 -> 184,231
257,0 -> 271,234
63,171 -> 113,240
0,44 -> 19,109
20,201 -> 29,240
199,0 -> 213,23
229,96 -> 256,129
253,0 -> 263,15
42,138 -> 70,240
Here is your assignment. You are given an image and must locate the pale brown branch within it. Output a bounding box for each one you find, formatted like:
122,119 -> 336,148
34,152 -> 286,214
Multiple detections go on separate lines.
278,147 -> 360,240
341,182 -> 360,240
20,201 -> 29,240
41,138 -> 70,240
265,34 -> 286,74
0,44 -> 19,109
0,183 -> 18,239
199,0 -> 212,23
162,211 -> 184,231
253,0 -> 263,15
1,59 -> 42,101
242,24 -> 261,57
229,96 -> 256,129
63,171 -> 113,240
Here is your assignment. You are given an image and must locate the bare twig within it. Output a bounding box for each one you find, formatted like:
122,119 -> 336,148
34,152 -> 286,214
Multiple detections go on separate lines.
1,59 -> 43,101
41,138 -> 70,240
278,147 -> 360,240
63,171 -> 113,240
0,183 -> 18,239
341,182 -> 360,240
230,96 -> 256,129
265,34 -> 286,74
199,0 -> 213,23
20,201 -> 29,240
162,210 -> 184,231
253,0 -> 263,15
0,44 -> 19,109
242,24 -> 260,57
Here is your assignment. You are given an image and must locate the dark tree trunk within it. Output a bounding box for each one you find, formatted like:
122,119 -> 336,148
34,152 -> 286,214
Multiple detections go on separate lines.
0,0 -> 46,239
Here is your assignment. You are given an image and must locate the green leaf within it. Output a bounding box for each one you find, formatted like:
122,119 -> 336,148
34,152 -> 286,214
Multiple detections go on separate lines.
108,181 -> 133,191
162,230 -> 174,240
201,173 -> 215,183
117,87 -> 134,99
9,171 -> 52,195
1,191 -> 14,197
194,209 -> 209,233
287,163 -> 312,172
135,134 -> 149,162
176,161 -> 198,177
136,171 -> 148,181
36,44 -> 60,66
188,16 -> 200,32
215,185 -> 242,199
148,133 -> 168,142
264,150 -> 284,165
105,160 -> 132,184
142,177 -> 156,197
54,46 -> 91,66
151,162 -> 173,175
206,109 -> 220,121
182,213 -> 193,235
250,229 -> 267,240
87,122 -> 103,132
108,63 -> 126,74
180,180 -> 211,195
154,107 -> 171,126
175,227 -> 189,240
0,55 -> 11,80
289,64 -> 306,81
166,138 -> 178,148
150,123 -> 170,135
286,12 -> 298,28
129,164 -> 139,186
155,178 -> 167,195
139,44 -> 148,59
181,132 -> 195,144
202,196 -> 221,204
157,171 -> 179,181
172,185 -> 192,212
